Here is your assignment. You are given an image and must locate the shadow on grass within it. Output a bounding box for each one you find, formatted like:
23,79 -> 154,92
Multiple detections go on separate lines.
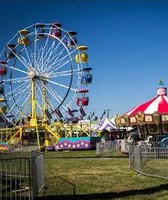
38,183 -> 168,200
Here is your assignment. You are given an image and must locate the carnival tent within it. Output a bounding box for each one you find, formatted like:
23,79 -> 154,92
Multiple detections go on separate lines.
97,117 -> 118,131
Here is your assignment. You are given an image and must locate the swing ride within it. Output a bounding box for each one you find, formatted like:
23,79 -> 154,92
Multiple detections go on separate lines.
0,22 -> 93,151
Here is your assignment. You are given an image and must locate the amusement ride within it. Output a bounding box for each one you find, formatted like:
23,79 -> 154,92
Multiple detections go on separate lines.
0,22 -> 93,150
115,83 -> 168,150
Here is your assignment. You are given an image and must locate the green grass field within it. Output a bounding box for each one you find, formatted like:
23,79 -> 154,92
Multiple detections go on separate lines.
38,150 -> 168,200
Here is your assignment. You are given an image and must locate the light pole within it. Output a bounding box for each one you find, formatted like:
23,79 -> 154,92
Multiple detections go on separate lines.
106,109 -> 111,118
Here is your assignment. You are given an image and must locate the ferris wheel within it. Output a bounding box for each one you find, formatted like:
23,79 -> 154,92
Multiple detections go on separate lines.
0,22 -> 92,126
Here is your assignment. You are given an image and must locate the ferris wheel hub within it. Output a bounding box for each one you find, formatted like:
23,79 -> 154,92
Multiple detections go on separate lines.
28,68 -> 36,78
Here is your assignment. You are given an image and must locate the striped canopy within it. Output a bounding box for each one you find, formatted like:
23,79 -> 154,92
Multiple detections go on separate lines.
125,87 -> 168,116
96,118 -> 118,131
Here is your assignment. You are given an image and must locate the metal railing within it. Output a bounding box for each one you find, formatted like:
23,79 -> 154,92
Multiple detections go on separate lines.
0,151 -> 45,199
96,141 -> 116,156
129,145 -> 168,179
31,151 -> 45,199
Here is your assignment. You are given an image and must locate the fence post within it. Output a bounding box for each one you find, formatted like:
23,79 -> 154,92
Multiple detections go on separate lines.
129,145 -> 141,173
31,151 -> 45,199
137,145 -> 141,173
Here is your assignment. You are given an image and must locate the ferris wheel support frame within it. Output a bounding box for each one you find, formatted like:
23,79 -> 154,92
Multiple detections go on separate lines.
42,80 -> 47,125
29,77 -> 48,127
30,78 -> 37,126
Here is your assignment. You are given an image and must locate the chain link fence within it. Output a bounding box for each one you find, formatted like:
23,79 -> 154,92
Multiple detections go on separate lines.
96,141 -> 116,156
129,145 -> 168,179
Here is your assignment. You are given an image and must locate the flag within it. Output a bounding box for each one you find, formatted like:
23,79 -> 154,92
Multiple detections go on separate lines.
88,111 -> 95,120
55,109 -> 63,118
72,109 -> 78,113
45,109 -> 52,119
91,111 -> 95,118
79,106 -> 86,116
100,110 -> 106,120
67,107 -> 74,116
94,116 -> 98,121
79,115 -> 84,120
158,79 -> 164,86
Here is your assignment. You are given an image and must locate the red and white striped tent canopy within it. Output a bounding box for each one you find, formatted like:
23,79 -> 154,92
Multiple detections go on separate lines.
125,87 -> 168,116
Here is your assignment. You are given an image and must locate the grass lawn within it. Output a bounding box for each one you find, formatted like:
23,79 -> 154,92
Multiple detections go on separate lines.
38,150 -> 168,200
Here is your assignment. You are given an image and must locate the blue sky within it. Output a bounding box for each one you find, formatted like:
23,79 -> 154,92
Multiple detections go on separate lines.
1,0 -> 168,118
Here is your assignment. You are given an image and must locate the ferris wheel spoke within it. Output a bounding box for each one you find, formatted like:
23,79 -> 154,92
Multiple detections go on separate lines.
43,43 -> 66,72
2,76 -> 29,84
13,94 -> 31,118
37,32 -> 52,68
42,77 -> 74,91
36,34 -> 60,69
5,107 -> 20,123
49,69 -> 79,78
7,82 -> 30,101
46,99 -> 55,112
16,54 -> 31,70
4,80 -> 30,101
38,45 -> 55,73
47,84 -> 73,113
42,33 -> 70,70
49,59 -> 72,74
12,91 -> 30,110
40,40 -> 57,67
44,49 -> 65,73
6,45 -> 31,70
37,47 -> 46,72
6,65 -> 27,75
46,48 -> 76,73
35,46 -> 44,72
44,83 -> 71,111
45,84 -> 64,107
6,103 -> 17,116
33,36 -> 38,70
48,54 -> 76,75
6,90 -> 30,120
46,46 -> 64,66
19,34 -> 33,67
47,82 -> 77,111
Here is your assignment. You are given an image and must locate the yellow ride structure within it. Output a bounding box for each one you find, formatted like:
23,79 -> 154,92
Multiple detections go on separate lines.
0,71 -> 61,150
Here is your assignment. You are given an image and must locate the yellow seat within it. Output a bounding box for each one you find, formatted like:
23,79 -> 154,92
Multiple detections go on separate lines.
18,37 -> 29,46
75,53 -> 88,63
18,29 -> 30,46
0,106 -> 7,113
0,98 -> 6,102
